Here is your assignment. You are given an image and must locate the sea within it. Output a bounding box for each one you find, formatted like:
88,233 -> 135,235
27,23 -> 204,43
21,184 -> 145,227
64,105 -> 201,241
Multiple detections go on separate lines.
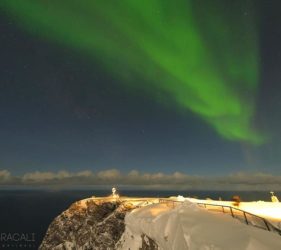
0,189 -> 278,249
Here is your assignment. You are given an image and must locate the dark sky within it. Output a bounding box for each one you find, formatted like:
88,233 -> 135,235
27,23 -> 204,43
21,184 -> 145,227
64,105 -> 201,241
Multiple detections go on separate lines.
1,1 -> 281,177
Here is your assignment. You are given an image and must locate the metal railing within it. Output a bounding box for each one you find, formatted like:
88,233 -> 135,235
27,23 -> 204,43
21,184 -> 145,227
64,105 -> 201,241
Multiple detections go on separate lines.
196,202 -> 281,233
158,199 -> 281,235
159,198 -> 183,208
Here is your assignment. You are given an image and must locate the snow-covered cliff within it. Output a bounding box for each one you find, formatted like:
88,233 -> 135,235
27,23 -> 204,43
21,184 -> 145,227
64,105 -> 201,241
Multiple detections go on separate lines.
120,200 -> 281,249
40,197 -> 281,250
39,197 -> 158,249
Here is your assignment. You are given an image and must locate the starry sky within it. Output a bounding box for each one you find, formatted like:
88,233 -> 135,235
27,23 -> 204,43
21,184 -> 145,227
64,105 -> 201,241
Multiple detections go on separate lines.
1,0 -> 281,182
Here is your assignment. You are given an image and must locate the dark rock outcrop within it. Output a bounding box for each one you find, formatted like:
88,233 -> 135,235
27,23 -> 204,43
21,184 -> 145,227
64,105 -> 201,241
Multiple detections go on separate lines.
140,235 -> 159,250
39,199 -> 134,250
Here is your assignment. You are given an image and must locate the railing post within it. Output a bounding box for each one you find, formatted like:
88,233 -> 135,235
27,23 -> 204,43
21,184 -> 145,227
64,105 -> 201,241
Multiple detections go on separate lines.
230,207 -> 234,218
243,212 -> 248,225
222,206 -> 225,213
264,219 -> 270,231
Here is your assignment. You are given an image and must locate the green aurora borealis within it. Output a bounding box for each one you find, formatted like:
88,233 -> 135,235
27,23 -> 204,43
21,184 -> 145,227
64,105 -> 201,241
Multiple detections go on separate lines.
0,0 -> 264,144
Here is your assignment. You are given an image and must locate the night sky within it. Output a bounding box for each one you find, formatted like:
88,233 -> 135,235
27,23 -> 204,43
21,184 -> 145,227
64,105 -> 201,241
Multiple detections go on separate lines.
1,0 -> 281,188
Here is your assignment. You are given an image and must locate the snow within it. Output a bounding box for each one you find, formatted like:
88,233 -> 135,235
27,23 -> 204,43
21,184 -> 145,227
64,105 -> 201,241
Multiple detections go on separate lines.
187,198 -> 281,229
119,200 -> 281,250
189,198 -> 281,221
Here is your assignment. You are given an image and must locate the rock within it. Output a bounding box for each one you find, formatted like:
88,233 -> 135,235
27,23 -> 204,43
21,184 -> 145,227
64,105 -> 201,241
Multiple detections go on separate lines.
39,199 -> 133,250
140,234 -> 159,250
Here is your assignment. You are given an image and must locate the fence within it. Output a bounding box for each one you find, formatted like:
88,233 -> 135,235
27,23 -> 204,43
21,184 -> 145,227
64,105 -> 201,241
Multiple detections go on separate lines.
158,199 -> 281,235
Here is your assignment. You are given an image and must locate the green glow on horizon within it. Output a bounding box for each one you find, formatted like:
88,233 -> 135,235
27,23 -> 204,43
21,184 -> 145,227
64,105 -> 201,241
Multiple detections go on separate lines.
0,0 -> 264,144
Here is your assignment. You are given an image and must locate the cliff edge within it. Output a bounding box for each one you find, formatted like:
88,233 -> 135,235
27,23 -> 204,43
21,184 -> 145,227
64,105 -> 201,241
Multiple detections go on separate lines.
39,197 -> 158,250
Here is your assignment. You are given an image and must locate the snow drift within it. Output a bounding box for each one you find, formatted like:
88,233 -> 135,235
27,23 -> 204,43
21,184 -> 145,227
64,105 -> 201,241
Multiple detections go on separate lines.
119,200 -> 281,249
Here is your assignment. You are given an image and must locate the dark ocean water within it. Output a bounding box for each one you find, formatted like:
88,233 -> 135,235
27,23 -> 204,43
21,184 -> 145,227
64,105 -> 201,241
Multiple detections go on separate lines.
0,190 -> 278,249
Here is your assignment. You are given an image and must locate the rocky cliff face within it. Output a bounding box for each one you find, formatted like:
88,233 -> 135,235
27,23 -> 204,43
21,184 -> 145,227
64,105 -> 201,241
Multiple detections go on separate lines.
39,198 -> 159,250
